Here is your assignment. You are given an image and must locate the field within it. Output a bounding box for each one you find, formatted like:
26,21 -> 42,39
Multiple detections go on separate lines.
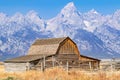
0,65 -> 120,80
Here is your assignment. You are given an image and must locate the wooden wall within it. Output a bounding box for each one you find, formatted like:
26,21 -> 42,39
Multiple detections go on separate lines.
56,54 -> 79,60
4,63 -> 28,72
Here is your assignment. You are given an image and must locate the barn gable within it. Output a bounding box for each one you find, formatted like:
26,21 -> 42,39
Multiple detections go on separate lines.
58,37 -> 80,56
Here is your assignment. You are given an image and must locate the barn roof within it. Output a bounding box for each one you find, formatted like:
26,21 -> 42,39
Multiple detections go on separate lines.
80,55 -> 101,61
32,37 -> 67,45
27,37 -> 72,55
4,54 -> 53,63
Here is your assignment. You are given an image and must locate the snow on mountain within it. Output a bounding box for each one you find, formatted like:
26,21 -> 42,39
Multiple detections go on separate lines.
0,2 -> 120,60
73,29 -> 113,58
10,12 -> 24,24
46,2 -> 120,58
0,13 -> 9,25
25,10 -> 46,32
106,10 -> 120,30
83,9 -> 106,32
46,2 -> 85,38
0,11 -> 50,60
94,25 -> 120,55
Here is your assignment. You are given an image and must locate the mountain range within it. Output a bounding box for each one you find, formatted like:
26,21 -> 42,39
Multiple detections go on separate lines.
0,2 -> 120,60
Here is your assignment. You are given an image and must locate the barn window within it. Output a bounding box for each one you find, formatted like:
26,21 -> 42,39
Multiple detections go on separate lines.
72,61 -> 75,64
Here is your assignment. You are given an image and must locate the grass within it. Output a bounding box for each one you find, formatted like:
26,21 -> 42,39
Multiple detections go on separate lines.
0,65 -> 120,80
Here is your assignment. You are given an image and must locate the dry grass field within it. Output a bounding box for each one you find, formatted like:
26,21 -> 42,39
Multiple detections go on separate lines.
0,65 -> 120,80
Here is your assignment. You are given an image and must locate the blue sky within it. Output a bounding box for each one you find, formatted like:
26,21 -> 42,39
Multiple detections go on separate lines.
0,0 -> 120,19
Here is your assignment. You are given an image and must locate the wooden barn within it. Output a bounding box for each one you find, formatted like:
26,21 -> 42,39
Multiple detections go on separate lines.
4,37 -> 100,72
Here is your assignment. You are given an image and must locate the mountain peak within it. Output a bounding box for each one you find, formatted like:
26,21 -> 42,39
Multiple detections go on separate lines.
26,10 -> 38,17
62,2 -> 76,11
89,9 -> 98,14
60,2 -> 80,18
64,2 -> 75,8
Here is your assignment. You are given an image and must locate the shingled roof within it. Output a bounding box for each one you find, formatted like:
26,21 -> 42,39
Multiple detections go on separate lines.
80,55 -> 101,61
5,54 -> 53,62
32,37 -> 67,45
27,37 -> 69,55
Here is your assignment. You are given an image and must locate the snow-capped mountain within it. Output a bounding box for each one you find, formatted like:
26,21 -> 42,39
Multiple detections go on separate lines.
0,11 -> 51,60
0,2 -> 120,60
83,9 -> 106,32
106,10 -> 120,30
94,25 -> 120,55
46,2 -> 85,38
46,2 -> 120,58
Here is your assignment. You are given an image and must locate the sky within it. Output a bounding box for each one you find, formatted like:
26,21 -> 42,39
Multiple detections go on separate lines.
0,0 -> 120,19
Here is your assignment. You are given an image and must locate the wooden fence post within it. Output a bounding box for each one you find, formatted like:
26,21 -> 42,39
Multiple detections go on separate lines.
26,62 -> 30,71
66,61 -> 69,73
111,59 -> 113,71
52,56 -> 55,67
41,62 -> 43,71
89,61 -> 92,71
43,56 -> 46,71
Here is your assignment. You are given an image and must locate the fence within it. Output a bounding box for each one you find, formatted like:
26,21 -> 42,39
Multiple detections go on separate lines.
100,58 -> 120,71
30,58 -> 98,72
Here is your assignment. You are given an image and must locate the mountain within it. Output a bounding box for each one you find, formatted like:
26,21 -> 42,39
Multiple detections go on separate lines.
46,2 -> 85,38
83,9 -> 106,32
0,2 -> 120,60
0,11 -> 51,60
106,10 -> 120,30
46,2 -> 120,58
94,25 -> 120,55
73,29 -> 112,58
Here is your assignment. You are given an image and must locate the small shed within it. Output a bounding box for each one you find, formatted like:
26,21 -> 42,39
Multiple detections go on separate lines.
4,37 -> 100,72
80,55 -> 100,70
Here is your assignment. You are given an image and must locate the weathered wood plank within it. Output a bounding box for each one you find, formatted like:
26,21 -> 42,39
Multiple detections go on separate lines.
4,63 -> 27,72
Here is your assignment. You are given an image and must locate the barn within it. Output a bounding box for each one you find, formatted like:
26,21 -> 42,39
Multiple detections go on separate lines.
4,37 -> 100,72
